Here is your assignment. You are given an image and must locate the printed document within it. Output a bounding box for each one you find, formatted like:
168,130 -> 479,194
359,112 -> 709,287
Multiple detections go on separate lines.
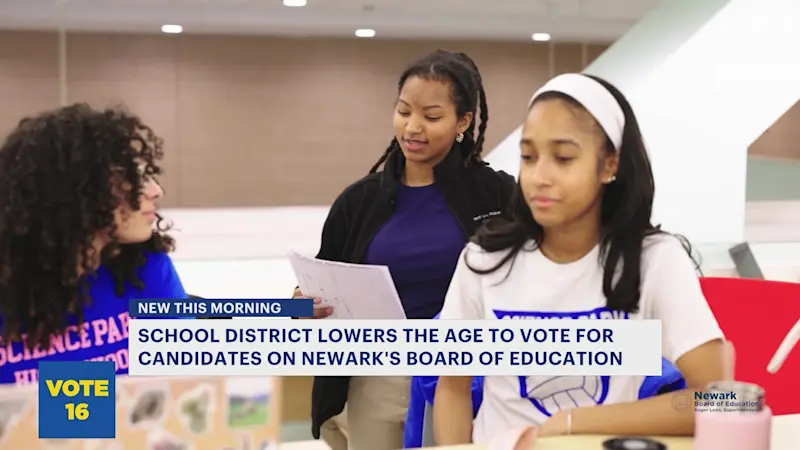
288,251 -> 407,320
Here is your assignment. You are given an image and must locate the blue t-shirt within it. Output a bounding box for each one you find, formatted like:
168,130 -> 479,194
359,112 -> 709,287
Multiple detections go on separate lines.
0,251 -> 186,386
364,183 -> 466,319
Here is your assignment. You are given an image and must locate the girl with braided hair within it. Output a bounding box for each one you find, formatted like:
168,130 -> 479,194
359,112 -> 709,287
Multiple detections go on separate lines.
293,49 -> 515,450
367,50 -> 490,174
0,104 -> 186,386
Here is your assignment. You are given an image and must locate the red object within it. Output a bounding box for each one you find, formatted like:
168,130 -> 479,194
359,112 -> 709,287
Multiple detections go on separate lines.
699,277 -> 800,416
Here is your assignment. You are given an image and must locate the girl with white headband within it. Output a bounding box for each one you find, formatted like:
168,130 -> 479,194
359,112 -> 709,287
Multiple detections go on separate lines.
433,73 -> 725,444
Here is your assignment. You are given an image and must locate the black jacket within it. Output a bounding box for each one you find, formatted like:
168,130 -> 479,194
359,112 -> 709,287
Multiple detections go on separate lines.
310,147 -> 516,438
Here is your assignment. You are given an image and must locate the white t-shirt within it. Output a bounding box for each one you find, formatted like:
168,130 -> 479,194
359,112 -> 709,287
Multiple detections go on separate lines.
438,235 -> 724,444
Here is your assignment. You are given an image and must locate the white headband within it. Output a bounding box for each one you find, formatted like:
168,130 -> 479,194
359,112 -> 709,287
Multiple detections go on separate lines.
528,73 -> 625,150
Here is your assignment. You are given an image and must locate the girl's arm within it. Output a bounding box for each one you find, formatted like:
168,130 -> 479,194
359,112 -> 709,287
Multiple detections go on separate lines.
559,339 -> 724,436
432,244 -> 486,445
434,376 -> 475,444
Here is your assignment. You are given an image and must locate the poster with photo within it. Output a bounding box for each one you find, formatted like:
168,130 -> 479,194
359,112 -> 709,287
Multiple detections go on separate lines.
0,376 -> 280,450
224,378 -> 273,430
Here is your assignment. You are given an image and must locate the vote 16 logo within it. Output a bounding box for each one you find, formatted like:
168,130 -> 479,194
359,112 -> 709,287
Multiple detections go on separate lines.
38,361 -> 116,439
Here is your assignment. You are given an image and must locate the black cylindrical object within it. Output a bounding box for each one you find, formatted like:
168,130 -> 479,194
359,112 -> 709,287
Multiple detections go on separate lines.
603,437 -> 667,450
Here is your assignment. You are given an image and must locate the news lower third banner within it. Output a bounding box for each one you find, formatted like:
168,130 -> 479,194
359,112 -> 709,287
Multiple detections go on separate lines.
38,361 -> 116,439
128,315 -> 664,377
130,298 -> 313,318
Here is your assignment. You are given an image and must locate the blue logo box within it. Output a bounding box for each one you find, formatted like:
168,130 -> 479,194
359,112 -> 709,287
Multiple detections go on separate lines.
38,361 -> 116,439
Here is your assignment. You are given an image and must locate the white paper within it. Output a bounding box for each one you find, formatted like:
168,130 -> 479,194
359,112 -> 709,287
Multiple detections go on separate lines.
288,252 -> 407,320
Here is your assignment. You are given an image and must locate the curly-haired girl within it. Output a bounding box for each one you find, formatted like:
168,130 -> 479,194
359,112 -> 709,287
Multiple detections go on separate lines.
0,103 -> 186,385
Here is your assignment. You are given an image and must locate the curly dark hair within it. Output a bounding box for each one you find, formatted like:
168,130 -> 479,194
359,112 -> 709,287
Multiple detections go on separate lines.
369,49 -> 489,173
0,103 -> 175,350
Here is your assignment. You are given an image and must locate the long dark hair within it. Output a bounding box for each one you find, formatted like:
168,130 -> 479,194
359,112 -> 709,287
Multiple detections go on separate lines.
370,49 -> 489,173
468,74 -> 696,314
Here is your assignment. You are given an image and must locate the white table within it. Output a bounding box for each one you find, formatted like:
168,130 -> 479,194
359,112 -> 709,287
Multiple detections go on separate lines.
423,413 -> 800,450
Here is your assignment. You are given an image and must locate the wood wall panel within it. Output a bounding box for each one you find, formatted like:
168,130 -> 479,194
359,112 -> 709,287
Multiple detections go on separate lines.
0,32 -> 60,137
0,31 -> 797,206
750,104 -> 800,160
65,34 -> 182,206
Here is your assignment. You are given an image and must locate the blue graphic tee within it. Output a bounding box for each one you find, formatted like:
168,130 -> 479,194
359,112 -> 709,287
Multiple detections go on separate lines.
494,308 -> 619,417
0,252 -> 187,385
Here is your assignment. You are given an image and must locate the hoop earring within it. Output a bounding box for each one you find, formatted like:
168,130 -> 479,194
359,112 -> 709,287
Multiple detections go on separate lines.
455,133 -> 464,143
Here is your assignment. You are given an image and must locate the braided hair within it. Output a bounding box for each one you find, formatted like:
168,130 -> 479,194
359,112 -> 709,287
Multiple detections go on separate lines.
369,49 -> 489,173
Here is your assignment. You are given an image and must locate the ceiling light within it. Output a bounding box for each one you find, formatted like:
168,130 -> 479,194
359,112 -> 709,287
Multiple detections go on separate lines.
161,24 -> 183,34
532,33 -> 551,42
355,28 -> 376,38
283,0 -> 307,6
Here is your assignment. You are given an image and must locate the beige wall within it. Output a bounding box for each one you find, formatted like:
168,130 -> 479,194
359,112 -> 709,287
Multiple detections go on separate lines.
0,31 -> 797,208
1,31 -> 609,208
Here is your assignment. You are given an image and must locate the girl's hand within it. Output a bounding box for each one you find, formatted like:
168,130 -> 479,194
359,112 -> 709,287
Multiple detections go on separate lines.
538,409 -> 572,437
293,287 -> 334,319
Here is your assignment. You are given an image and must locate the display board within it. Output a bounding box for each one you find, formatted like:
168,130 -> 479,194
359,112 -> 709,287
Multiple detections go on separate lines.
0,376 -> 280,450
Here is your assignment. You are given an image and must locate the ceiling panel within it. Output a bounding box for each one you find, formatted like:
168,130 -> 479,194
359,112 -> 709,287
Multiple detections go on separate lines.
338,0 -> 555,15
0,0 -> 660,41
581,0 -> 662,19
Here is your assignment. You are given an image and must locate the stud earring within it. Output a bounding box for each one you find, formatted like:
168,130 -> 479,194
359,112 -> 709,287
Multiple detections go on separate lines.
455,133 -> 464,143
606,175 -> 617,183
